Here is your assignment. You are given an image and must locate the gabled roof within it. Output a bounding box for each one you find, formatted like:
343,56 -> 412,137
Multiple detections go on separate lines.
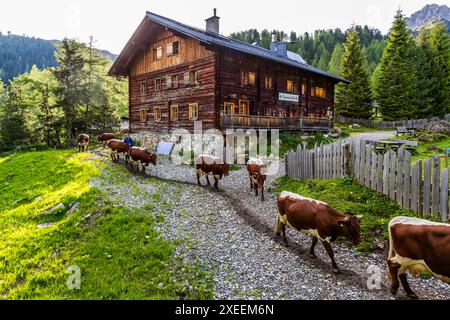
109,11 -> 350,83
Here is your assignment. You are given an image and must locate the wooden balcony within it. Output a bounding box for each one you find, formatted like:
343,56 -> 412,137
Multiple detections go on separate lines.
219,114 -> 332,132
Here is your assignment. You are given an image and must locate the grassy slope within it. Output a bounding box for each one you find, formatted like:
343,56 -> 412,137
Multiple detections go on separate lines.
0,150 -> 212,299
274,177 -> 422,251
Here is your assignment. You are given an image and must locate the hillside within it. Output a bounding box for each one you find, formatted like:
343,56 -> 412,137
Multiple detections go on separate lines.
0,33 -> 117,83
407,4 -> 450,31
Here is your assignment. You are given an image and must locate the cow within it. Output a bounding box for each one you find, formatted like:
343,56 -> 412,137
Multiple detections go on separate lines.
196,155 -> 230,190
77,134 -> 90,152
387,216 -> 450,299
247,157 -> 267,201
106,139 -> 131,163
97,133 -> 116,146
276,191 -> 361,274
127,147 -> 157,175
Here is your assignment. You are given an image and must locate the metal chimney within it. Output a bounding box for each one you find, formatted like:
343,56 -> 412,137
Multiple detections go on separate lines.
205,8 -> 220,34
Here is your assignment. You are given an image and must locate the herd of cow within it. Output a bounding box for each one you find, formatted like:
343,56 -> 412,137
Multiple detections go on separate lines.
77,133 -> 449,300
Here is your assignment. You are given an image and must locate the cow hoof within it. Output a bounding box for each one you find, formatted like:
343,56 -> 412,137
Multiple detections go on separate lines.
332,268 -> 341,274
275,232 -> 281,237
390,288 -> 398,296
407,293 -> 419,300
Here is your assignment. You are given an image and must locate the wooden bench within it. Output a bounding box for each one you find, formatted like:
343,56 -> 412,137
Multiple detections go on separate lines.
396,126 -> 416,136
396,140 -> 419,151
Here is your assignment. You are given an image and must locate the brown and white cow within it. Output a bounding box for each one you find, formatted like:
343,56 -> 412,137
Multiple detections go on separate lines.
77,134 -> 90,152
276,191 -> 361,274
97,133 -> 115,146
107,139 -> 131,163
196,155 -> 230,190
127,147 -> 157,175
247,157 -> 267,201
387,216 -> 450,299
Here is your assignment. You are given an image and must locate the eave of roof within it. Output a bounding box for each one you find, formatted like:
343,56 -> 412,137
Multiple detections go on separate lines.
109,11 -> 350,84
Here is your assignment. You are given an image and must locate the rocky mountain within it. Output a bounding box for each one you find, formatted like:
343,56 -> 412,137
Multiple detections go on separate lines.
407,4 -> 450,31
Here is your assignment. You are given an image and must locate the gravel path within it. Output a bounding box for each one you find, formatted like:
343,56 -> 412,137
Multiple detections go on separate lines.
351,131 -> 396,141
91,144 -> 449,300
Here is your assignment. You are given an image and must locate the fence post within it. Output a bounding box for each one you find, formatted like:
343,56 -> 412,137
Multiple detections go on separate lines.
441,168 -> 449,221
423,158 -> 432,217
432,154 -> 441,217
343,143 -> 351,176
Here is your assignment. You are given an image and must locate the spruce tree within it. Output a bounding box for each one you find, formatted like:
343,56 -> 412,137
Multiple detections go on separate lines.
375,10 -> 417,120
328,44 -> 344,75
428,22 -> 450,117
335,26 -> 373,119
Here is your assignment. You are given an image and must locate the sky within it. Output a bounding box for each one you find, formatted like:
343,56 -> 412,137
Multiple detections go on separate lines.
1,0 -> 448,54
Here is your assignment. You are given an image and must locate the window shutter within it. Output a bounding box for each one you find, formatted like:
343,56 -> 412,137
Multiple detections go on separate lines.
167,76 -> 172,89
184,72 -> 189,85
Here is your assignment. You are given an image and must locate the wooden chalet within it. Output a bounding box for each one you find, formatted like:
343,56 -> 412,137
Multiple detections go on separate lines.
109,9 -> 349,134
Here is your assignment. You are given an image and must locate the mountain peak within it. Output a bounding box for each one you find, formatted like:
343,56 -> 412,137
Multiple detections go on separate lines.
407,3 -> 450,31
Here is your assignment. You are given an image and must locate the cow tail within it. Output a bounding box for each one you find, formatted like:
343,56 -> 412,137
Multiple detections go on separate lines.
387,218 -> 396,260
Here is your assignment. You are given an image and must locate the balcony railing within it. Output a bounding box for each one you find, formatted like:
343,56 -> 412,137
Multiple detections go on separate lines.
219,114 -> 332,132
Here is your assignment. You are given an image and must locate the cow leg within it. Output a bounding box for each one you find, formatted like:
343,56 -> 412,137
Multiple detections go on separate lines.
322,241 -> 339,274
142,164 -> 147,175
281,224 -> 288,247
254,182 -> 259,197
205,175 -> 211,186
399,273 -> 418,299
214,177 -> 219,190
261,186 -> 265,201
387,260 -> 401,296
309,237 -> 318,258
250,177 -> 253,190
197,171 -> 202,186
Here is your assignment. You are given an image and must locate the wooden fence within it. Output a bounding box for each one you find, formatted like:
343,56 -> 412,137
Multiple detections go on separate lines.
285,139 -> 449,221
334,114 -> 450,129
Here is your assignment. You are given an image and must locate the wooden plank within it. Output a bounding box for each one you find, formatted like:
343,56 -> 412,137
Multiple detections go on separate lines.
383,151 -> 390,196
377,154 -> 383,193
389,150 -> 396,201
403,151 -> 411,209
396,148 -> 405,205
371,152 -> 377,191
441,168 -> 449,221
411,161 -> 419,213
418,160 -> 423,216
423,158 -> 432,217
365,145 -> 371,188
432,155 -> 441,216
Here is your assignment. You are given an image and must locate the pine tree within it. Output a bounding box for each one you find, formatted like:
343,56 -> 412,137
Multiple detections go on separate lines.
375,10 -> 417,120
52,38 -> 87,146
328,44 -> 344,75
335,26 -> 373,119
428,22 -> 450,117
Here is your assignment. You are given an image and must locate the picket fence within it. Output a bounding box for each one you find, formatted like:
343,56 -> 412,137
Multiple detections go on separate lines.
285,139 -> 449,221
335,114 -> 450,129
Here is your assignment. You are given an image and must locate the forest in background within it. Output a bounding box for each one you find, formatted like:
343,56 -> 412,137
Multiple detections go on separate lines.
0,8 -> 448,149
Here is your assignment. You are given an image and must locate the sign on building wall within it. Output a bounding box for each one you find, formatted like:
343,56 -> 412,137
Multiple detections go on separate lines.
279,92 -> 299,103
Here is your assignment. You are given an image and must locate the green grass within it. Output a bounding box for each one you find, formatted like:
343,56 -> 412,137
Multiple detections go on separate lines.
274,176 -> 416,251
335,122 -> 396,136
0,149 -> 213,299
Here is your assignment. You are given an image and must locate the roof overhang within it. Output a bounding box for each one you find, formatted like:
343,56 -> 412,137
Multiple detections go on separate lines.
109,12 -> 350,84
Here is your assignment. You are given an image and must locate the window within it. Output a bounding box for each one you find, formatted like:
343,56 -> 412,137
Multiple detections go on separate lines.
171,74 -> 179,88
170,105 -> 179,121
223,102 -> 235,115
312,86 -> 326,99
189,103 -> 199,120
140,81 -> 147,95
184,71 -> 198,86
241,70 -> 256,86
265,75 -> 273,89
154,107 -> 162,121
153,47 -> 163,61
140,109 -> 147,122
287,80 -> 298,93
301,81 -> 307,95
238,100 -> 249,115
154,78 -> 162,91
167,41 -> 179,56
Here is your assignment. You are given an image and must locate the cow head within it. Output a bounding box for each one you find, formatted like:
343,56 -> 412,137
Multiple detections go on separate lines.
338,216 -> 361,245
